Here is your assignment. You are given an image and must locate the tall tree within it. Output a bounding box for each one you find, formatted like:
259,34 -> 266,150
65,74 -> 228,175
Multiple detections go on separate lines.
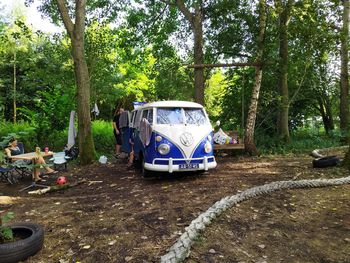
276,0 -> 295,142
340,0 -> 349,141
56,0 -> 95,164
174,0 -> 205,105
244,0 -> 267,155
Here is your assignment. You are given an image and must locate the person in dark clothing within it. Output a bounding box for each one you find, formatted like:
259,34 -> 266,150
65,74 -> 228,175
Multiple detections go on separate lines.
112,108 -> 124,157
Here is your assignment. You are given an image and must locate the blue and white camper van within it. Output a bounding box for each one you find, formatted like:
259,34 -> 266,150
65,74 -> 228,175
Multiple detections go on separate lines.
131,101 -> 217,174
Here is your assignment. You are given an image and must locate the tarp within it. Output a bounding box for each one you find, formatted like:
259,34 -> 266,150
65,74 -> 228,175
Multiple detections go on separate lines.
67,111 -> 76,150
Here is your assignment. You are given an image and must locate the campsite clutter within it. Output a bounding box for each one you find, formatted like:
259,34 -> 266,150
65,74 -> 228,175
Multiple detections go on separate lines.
213,128 -> 239,145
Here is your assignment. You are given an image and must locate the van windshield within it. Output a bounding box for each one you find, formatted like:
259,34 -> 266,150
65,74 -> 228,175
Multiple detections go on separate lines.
156,107 -> 208,125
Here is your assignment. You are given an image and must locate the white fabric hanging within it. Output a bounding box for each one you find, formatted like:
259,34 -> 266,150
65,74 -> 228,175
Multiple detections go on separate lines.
91,103 -> 100,116
67,111 -> 76,150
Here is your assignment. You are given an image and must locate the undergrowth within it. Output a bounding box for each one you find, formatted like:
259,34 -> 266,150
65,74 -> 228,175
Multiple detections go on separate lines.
256,129 -> 343,155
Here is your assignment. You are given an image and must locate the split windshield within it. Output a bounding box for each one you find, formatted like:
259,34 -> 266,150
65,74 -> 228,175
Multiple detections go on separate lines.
156,107 -> 208,125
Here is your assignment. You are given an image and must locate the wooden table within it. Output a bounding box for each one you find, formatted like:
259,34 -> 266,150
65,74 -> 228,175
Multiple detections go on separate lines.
9,151 -> 54,161
214,143 -> 245,150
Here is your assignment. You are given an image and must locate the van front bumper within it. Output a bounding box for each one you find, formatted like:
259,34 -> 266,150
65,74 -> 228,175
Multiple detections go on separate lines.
144,156 -> 217,173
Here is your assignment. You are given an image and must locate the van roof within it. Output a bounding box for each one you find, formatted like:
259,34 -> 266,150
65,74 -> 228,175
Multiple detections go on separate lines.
140,100 -> 203,109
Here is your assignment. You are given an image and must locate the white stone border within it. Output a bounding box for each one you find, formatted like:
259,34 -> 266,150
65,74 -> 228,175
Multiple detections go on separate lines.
160,176 -> 350,263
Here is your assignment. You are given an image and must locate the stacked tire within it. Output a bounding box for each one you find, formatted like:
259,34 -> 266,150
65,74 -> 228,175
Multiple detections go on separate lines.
312,156 -> 340,168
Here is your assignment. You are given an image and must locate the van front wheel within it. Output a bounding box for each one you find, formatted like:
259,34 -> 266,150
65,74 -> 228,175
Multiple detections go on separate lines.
141,158 -> 151,178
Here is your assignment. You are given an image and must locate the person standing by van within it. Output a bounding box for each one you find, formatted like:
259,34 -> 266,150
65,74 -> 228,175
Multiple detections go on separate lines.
113,108 -> 124,157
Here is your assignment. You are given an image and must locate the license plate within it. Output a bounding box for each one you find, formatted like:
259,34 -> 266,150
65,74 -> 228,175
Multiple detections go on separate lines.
179,163 -> 199,170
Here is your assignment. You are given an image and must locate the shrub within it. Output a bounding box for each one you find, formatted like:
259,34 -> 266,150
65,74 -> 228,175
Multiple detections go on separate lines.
92,120 -> 114,156
0,212 -> 14,242
256,129 -> 342,155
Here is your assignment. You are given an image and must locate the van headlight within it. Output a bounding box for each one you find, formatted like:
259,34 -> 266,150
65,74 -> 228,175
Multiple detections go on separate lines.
204,142 -> 212,153
158,144 -> 170,155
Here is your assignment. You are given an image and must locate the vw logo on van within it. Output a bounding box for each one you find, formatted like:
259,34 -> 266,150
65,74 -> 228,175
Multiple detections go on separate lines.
180,132 -> 194,147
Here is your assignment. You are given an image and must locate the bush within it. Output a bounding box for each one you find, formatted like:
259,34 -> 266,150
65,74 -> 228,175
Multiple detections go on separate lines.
256,129 -> 343,155
92,120 -> 114,156
0,121 -> 68,152
0,121 -> 37,151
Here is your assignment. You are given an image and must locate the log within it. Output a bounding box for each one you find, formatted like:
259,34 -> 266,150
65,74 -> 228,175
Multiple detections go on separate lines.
28,180 -> 86,195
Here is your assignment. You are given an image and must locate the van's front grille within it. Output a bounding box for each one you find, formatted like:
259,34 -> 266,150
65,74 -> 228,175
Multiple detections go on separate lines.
153,157 -> 214,165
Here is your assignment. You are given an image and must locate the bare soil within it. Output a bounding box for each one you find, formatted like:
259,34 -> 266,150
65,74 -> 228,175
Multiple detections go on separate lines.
0,151 -> 349,263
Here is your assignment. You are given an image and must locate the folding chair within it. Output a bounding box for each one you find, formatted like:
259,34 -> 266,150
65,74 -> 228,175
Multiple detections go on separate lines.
49,152 -> 68,171
0,166 -> 17,184
11,142 -> 32,178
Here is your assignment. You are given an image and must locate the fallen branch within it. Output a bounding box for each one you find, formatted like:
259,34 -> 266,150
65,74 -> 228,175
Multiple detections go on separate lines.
28,180 -> 86,195
88,180 -> 103,186
310,146 -> 349,158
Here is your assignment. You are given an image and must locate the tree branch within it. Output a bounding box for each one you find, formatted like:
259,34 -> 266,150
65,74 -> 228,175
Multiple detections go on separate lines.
289,62 -> 310,105
175,0 -> 194,26
186,62 -> 262,69
56,0 -> 74,38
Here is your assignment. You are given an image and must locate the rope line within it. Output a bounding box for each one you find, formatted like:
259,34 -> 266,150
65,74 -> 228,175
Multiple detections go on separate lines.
160,176 -> 350,263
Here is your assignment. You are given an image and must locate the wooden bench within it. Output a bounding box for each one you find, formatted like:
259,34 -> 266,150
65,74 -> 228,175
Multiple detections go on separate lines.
213,130 -> 245,150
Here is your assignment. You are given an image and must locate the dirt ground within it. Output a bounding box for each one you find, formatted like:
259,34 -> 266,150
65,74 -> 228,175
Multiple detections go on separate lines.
0,150 -> 349,263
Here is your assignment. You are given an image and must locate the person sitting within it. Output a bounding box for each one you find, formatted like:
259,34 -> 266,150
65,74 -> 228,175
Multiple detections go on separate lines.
4,138 -> 57,182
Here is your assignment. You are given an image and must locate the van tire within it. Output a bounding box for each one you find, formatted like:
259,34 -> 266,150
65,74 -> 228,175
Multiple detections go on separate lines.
139,154 -> 151,178
141,159 -> 151,178
312,156 -> 340,168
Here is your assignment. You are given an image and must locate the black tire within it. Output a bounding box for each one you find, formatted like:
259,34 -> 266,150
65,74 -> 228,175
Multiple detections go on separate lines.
312,156 -> 340,168
0,222 -> 44,263
141,158 -> 151,178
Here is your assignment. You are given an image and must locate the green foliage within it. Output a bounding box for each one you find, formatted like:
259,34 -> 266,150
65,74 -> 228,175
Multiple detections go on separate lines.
0,122 -> 36,150
256,129 -> 343,155
0,212 -> 14,242
0,0 -> 347,159
205,70 -> 229,120
92,120 -> 114,156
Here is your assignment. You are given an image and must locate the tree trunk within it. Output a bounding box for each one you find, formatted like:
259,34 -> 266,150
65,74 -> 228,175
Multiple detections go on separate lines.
244,0 -> 267,155
56,0 -> 95,165
13,50 -> 16,123
340,0 -> 349,141
344,144 -> 350,169
276,0 -> 294,142
175,0 -> 205,105
193,5 -> 204,105
318,97 -> 334,135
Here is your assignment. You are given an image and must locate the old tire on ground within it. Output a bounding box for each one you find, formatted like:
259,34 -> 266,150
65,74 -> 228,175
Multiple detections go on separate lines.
0,222 -> 44,263
312,156 -> 340,168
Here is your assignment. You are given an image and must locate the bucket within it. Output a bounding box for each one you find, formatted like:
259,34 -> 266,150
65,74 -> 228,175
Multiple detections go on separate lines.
99,155 -> 107,164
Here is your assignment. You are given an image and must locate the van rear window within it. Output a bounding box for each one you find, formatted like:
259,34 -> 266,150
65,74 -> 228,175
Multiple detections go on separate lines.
156,107 -> 207,125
